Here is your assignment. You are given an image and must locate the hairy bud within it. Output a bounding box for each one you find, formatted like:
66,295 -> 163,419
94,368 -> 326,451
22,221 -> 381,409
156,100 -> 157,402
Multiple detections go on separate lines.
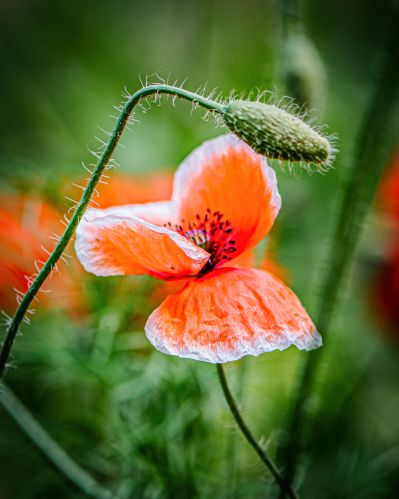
284,33 -> 326,117
223,100 -> 332,166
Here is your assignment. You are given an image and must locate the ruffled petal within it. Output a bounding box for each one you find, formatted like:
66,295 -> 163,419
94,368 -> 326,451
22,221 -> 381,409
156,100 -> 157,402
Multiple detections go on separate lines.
145,267 -> 321,363
172,134 -> 281,262
75,208 -> 210,279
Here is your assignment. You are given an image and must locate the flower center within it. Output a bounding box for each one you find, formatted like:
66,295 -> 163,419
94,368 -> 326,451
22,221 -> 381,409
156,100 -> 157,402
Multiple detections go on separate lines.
164,208 -> 237,271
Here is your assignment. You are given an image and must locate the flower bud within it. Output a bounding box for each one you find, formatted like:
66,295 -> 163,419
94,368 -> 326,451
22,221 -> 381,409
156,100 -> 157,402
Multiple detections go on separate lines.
223,100 -> 332,166
283,33 -> 326,117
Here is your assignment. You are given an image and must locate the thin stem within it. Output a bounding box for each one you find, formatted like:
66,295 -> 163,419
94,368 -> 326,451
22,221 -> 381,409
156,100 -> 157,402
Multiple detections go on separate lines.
225,358 -> 249,496
0,382 -> 116,498
276,9 -> 399,498
282,0 -> 302,35
0,84 -> 224,380
216,364 -> 299,499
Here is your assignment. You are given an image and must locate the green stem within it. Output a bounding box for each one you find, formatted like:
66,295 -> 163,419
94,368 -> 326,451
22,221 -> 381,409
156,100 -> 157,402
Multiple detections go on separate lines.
216,364 -> 299,499
225,358 -> 249,497
282,0 -> 302,35
276,10 -> 399,498
0,383 -> 116,498
0,84 -> 224,380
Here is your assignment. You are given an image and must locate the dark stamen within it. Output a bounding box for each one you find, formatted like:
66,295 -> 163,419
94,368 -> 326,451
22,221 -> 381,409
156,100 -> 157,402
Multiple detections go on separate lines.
165,209 -> 237,273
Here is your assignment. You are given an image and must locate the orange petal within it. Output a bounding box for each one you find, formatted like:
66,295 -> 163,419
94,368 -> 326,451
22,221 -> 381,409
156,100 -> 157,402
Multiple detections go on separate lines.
229,248 -> 256,268
172,135 -> 281,261
75,208 -> 210,279
145,267 -> 321,363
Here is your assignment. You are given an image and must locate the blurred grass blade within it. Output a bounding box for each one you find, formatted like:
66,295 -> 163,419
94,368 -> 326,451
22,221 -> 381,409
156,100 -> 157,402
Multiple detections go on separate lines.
0,383 -> 117,499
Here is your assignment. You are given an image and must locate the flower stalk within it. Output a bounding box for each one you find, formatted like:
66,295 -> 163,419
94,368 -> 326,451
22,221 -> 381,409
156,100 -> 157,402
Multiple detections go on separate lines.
216,364 -> 299,499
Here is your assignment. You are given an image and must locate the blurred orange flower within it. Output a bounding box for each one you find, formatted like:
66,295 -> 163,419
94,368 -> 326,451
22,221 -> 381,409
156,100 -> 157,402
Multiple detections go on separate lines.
370,149 -> 399,336
0,194 -> 83,315
370,242 -> 399,335
94,171 -> 173,208
76,134 -> 320,363
379,151 -> 399,222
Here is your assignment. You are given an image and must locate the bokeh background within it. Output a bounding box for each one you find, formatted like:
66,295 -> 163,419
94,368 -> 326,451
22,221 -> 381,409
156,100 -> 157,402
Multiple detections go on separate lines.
1,0 -> 399,497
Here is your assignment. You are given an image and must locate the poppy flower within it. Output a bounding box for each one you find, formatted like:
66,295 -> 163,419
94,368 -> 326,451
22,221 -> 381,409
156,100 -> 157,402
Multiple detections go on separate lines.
0,193 -> 83,315
75,135 -> 321,363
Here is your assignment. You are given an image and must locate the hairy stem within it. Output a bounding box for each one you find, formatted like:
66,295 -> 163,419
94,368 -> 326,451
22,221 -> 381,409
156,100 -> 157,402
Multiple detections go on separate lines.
0,383 -> 116,498
0,84 -> 224,380
276,9 -> 399,497
216,364 -> 299,499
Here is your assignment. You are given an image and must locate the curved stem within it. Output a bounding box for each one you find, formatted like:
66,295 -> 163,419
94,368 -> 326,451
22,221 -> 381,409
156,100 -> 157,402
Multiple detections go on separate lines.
0,383 -> 116,498
276,10 -> 399,498
216,364 -> 299,499
0,84 -> 224,380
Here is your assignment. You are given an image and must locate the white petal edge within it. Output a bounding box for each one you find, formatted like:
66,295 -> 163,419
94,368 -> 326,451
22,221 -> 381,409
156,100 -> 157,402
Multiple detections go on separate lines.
144,314 -> 322,364
83,201 -> 174,226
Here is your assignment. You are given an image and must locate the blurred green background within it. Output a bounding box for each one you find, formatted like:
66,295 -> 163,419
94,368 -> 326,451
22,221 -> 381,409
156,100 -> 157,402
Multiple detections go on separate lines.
1,0 -> 399,498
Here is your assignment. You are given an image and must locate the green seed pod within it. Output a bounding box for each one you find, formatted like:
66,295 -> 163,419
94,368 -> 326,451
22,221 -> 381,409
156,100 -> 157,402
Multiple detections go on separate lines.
223,99 -> 332,166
